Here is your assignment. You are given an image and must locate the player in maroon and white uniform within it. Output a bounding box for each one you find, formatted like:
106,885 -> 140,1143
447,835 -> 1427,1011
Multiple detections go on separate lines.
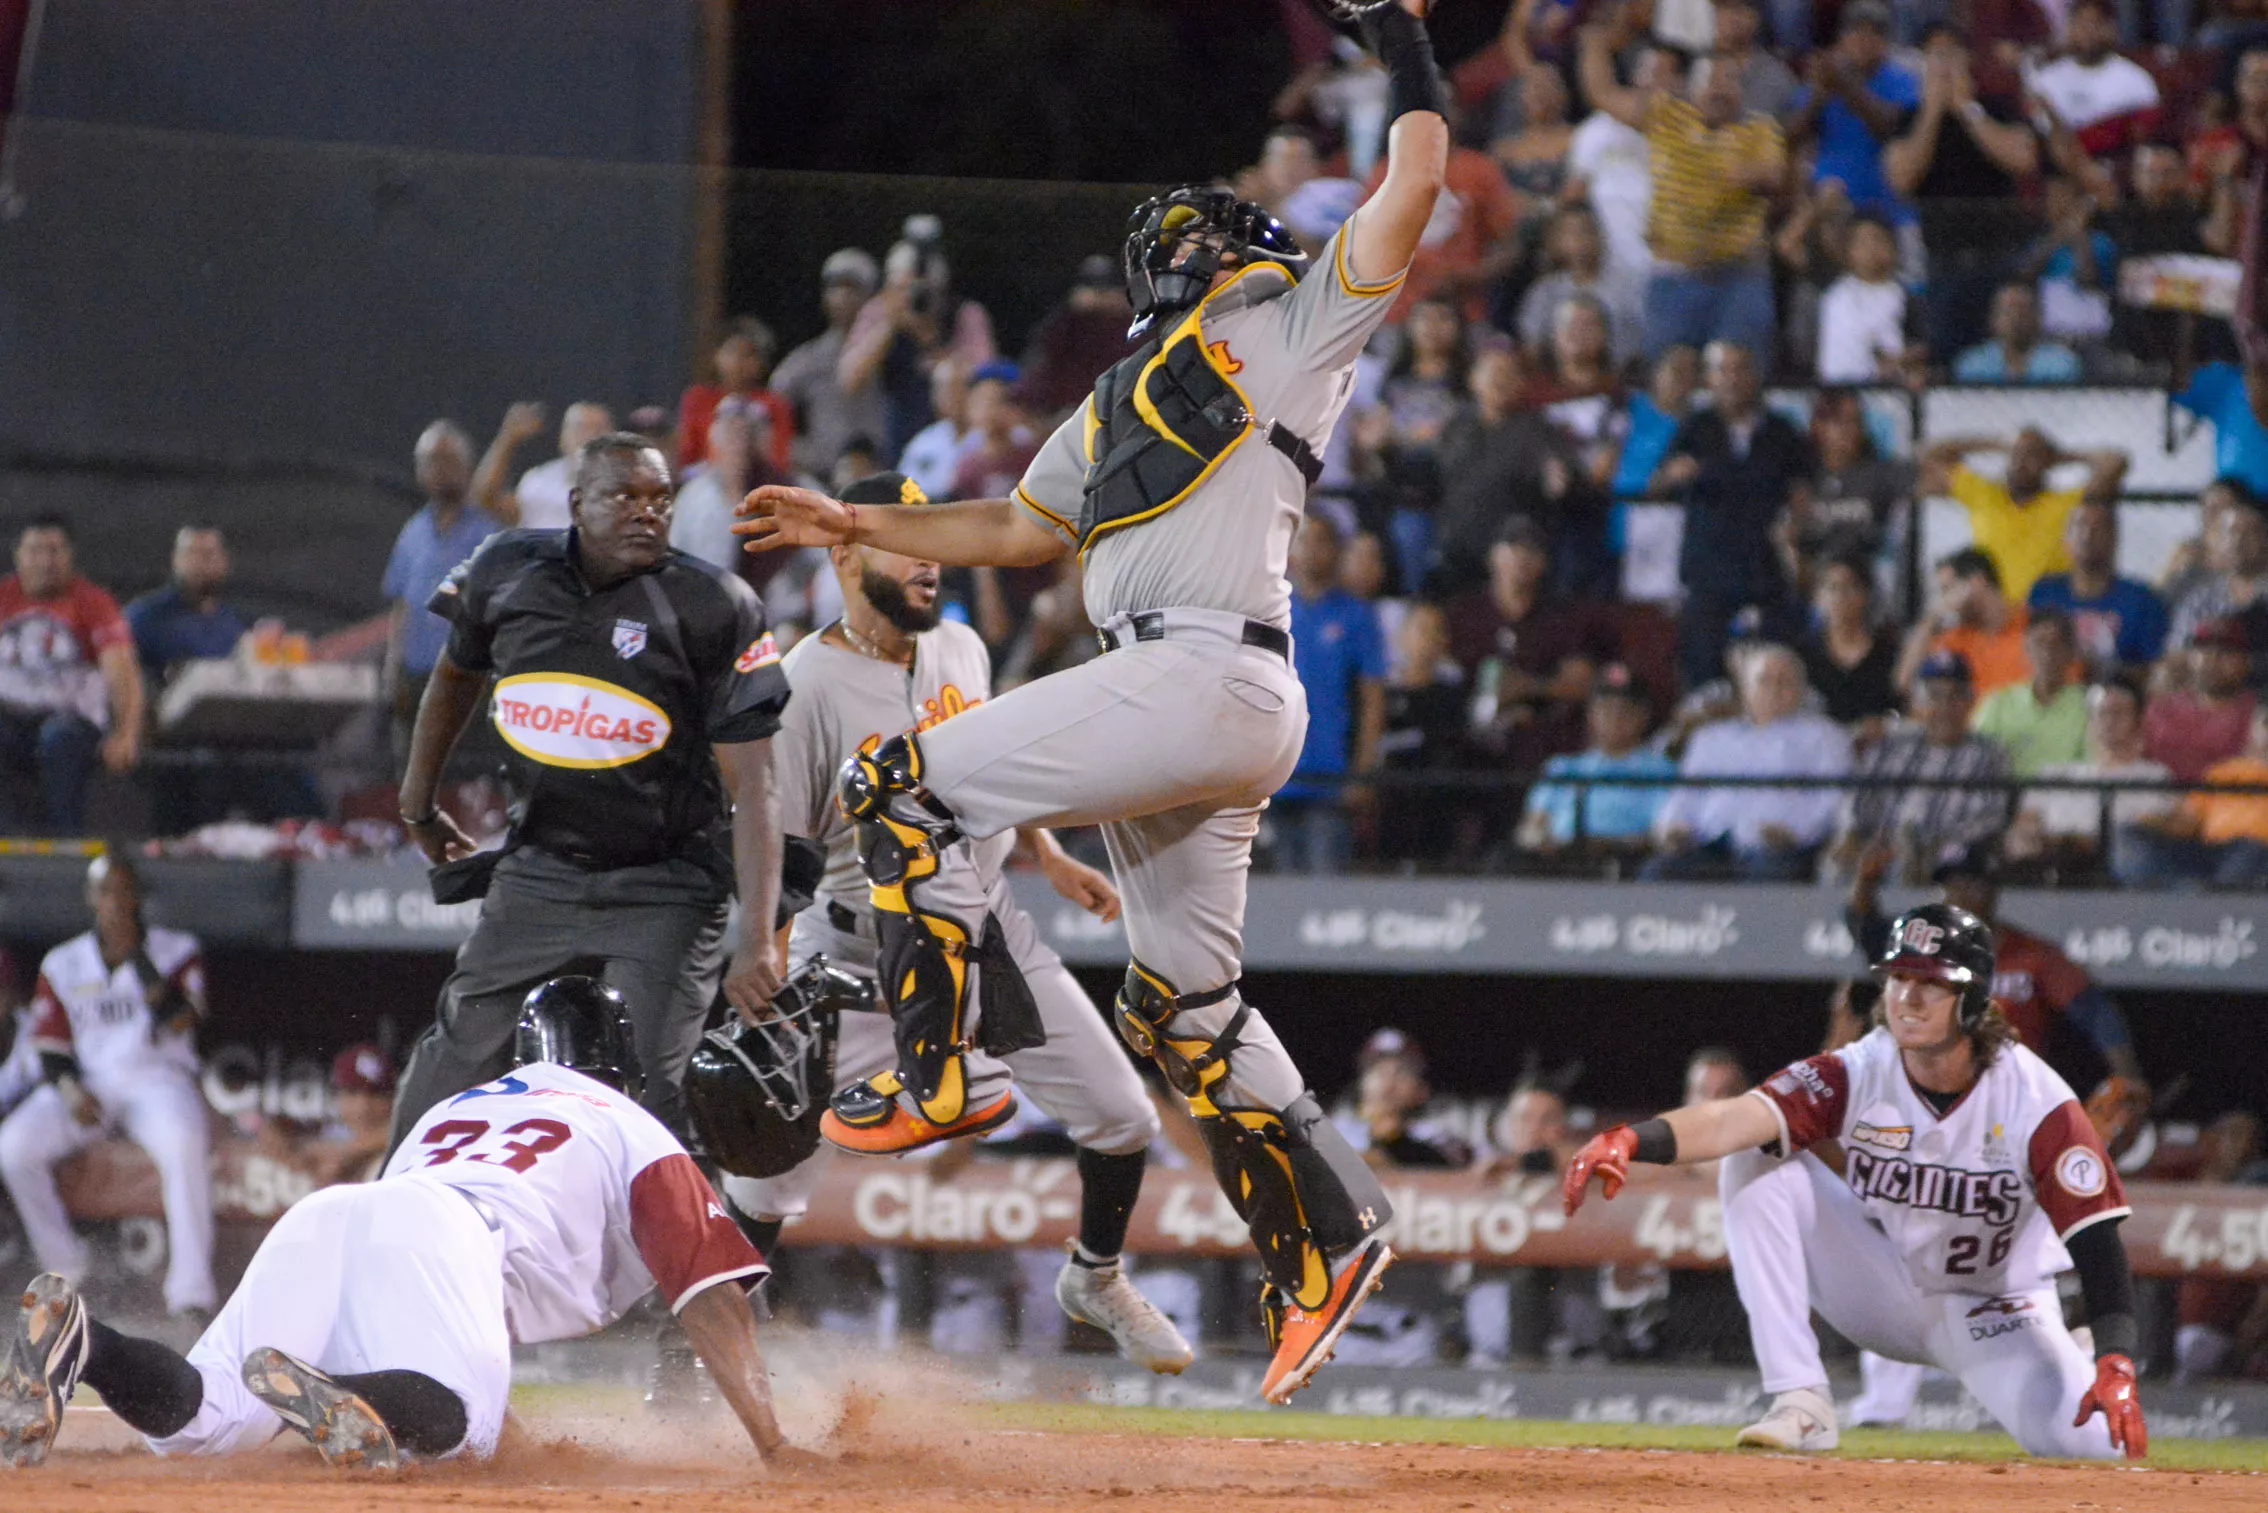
1564,903 -> 2149,1460
0,977 -> 810,1471
0,856 -> 214,1318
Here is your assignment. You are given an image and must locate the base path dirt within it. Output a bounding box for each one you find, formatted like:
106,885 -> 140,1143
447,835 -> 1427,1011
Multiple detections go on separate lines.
15,1405 -> 2259,1513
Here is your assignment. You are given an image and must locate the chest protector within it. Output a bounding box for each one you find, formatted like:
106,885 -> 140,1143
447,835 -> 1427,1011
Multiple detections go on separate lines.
1076,302 -> 1254,554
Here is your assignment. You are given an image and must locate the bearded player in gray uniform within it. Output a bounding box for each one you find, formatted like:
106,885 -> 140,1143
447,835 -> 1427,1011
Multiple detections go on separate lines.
720,470 -> 1189,1373
737,2 -> 1448,1405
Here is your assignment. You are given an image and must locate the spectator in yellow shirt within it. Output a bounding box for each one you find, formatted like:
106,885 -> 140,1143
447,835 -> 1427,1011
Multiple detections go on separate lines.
1920,428 -> 2129,602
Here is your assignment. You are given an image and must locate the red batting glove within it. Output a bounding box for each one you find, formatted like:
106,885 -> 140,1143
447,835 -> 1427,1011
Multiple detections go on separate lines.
1562,1126 -> 1640,1216
2074,1353 -> 2147,1460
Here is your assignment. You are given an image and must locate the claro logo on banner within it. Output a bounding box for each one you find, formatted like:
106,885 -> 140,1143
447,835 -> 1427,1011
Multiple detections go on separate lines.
490,674 -> 671,769
1299,899 -> 1487,952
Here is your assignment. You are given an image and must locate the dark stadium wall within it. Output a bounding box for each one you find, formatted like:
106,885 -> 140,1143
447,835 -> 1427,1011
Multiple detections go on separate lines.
0,0 -> 707,488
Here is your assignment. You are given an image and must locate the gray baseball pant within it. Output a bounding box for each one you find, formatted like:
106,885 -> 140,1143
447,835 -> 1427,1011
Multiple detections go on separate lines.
389,848 -> 729,1148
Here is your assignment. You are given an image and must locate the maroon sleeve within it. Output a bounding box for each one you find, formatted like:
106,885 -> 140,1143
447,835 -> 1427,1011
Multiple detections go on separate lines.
627,1153 -> 768,1311
2032,939 -> 2091,1017
1751,1053 -> 1852,1153
26,973 -> 71,1054
2028,1098 -> 2131,1241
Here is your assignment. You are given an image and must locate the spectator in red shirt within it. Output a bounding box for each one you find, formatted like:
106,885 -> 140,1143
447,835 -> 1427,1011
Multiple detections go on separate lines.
1015,255 -> 1135,422
1366,115 -> 1524,323
0,517 -> 142,834
680,316 -> 795,476
2144,618 -> 2258,783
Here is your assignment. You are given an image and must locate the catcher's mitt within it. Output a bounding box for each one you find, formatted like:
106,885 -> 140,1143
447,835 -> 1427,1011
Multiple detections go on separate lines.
2086,1076 -> 2152,1162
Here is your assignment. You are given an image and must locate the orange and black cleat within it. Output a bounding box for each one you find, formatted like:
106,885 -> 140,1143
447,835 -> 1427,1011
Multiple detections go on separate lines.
821,1071 -> 1018,1155
1258,1238 -> 1395,1405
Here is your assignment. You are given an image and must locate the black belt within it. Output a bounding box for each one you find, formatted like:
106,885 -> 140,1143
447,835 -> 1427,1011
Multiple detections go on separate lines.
1267,422 -> 1323,487
1099,612 -> 1289,661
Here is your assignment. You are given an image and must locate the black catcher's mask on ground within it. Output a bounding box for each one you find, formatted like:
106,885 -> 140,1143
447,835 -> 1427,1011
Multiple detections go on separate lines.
1123,186 -> 1308,339
1876,902 -> 1997,1030
686,956 -> 864,1178
516,975 -> 641,1099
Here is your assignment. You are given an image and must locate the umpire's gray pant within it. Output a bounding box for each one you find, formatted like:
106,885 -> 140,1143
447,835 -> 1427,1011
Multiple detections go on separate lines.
388,848 -> 729,1149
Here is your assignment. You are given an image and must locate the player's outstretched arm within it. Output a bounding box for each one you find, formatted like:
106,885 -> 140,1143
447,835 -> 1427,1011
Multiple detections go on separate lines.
735,485 -> 1069,569
678,1282 -> 816,1468
1343,1 -> 1449,288
1561,1094 -> 1783,1214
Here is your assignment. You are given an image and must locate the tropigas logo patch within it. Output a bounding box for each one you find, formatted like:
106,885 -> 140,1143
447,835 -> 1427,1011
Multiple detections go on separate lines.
492,673 -> 671,769
735,632 -> 781,674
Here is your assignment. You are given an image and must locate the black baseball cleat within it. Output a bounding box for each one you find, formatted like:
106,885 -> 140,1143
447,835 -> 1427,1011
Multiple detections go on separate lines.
241,1348 -> 401,1470
0,1273 -> 91,1469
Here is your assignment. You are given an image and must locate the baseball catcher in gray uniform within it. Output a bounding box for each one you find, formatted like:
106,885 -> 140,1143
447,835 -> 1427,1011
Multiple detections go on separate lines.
694,470 -> 1189,1372
738,1 -> 1448,1403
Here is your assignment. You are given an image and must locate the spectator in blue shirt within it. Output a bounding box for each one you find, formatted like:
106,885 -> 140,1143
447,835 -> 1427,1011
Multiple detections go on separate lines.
1515,663 -> 1676,858
1952,283 -> 2084,383
1786,3 -> 1919,225
2175,362 -> 2268,502
1275,514 -> 1388,874
1609,345 -> 1701,500
383,421 -> 500,763
125,525 -> 246,685
2027,498 -> 2168,673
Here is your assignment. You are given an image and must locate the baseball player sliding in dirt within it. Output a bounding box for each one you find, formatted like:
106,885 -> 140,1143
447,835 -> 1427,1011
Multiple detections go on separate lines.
734,0 -> 1448,1404
1565,904 -> 2148,1460
704,469 -> 1188,1372
0,978 -> 811,1471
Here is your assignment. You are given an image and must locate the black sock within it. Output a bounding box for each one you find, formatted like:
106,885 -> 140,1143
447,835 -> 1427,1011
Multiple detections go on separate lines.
331,1370 -> 468,1458
81,1320 -> 203,1439
1075,1147 -> 1147,1265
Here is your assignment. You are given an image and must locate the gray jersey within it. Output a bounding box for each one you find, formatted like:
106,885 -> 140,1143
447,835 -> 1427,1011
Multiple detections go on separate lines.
775,620 -> 1014,964
1013,226 -> 1404,628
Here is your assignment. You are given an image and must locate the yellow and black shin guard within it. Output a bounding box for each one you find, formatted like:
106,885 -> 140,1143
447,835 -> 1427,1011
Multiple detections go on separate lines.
1112,961 -> 1390,1311
839,735 -> 975,1125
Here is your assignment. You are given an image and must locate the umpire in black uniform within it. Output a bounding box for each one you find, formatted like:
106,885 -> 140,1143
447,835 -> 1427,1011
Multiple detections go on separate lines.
388,432 -> 792,1144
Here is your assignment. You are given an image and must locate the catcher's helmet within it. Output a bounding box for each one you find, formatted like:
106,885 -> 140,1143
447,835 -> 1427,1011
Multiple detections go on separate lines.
1123,186 -> 1308,340
516,975 -> 640,1099
1875,902 -> 1997,1029
685,957 -> 862,1178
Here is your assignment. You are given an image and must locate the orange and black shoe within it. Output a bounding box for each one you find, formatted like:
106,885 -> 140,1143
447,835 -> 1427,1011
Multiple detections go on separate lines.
1258,1238 -> 1395,1406
820,1072 -> 1018,1155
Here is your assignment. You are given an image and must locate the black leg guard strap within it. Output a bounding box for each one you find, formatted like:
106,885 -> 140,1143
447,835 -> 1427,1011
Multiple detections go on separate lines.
1198,1093 -> 1391,1311
331,1370 -> 469,1459
1111,960 -> 1243,1104
81,1319 -> 203,1439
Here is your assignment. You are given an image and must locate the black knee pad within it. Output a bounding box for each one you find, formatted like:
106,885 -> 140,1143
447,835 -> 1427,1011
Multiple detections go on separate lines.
1111,960 -> 1240,1103
837,735 -> 958,891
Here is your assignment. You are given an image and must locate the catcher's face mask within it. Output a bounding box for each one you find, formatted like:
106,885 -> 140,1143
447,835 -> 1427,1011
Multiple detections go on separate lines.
1123,188 -> 1307,340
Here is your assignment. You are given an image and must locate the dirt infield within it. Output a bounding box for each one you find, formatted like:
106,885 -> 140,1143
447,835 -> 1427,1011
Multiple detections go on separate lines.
13,1399 -> 2261,1512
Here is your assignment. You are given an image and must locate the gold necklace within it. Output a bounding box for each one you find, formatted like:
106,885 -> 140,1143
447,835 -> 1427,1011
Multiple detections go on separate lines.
839,616 -> 912,666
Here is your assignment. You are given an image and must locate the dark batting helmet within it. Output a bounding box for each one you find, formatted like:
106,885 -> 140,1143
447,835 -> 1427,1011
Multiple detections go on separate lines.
1122,186 -> 1308,340
1875,902 -> 1997,1028
685,957 -> 864,1178
516,975 -> 640,1098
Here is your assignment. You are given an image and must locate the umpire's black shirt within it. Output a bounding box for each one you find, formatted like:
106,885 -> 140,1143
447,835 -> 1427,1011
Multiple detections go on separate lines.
430,528 -> 790,888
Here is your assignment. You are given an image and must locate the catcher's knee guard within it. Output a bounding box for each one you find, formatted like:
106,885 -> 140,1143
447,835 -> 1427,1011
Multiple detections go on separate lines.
838,735 -> 977,1124
838,734 -> 959,900
1112,962 -> 1389,1310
